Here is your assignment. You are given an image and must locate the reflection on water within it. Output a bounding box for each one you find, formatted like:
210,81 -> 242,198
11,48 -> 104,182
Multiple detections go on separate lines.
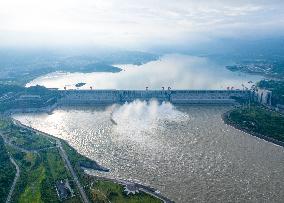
26,54 -> 262,90
13,104 -> 284,203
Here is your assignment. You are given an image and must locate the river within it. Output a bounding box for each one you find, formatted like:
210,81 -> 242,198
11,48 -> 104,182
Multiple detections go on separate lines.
13,103 -> 284,203
19,54 -> 284,202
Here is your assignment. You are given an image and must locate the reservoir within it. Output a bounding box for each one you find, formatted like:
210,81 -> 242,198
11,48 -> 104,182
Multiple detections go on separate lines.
26,54 -> 262,90
13,103 -> 284,203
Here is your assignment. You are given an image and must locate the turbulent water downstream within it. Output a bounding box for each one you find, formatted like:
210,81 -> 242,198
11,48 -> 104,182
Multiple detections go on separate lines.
13,103 -> 284,203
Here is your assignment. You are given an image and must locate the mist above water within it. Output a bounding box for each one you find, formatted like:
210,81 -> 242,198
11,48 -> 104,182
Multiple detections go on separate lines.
110,100 -> 189,137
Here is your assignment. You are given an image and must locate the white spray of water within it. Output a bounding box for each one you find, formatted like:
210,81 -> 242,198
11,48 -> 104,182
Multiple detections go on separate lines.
109,100 -> 189,139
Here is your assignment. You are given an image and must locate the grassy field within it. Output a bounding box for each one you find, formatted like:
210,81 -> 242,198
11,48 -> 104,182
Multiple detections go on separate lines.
89,179 -> 162,203
0,117 -> 55,150
18,163 -> 46,203
6,144 -> 82,203
226,105 -> 284,142
0,136 -> 16,203
1,117 -> 82,203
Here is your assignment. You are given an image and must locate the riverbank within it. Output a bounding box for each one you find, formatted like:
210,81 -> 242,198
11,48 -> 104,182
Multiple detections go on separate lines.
4,103 -> 58,116
0,135 -> 17,203
222,106 -> 284,147
11,117 -> 169,203
0,116 -> 84,203
83,173 -> 174,203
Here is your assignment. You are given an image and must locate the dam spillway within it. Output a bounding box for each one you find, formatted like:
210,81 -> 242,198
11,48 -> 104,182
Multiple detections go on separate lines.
57,90 -> 250,105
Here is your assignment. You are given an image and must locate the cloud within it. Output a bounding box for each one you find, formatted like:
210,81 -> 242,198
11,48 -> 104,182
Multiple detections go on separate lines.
0,0 -> 283,49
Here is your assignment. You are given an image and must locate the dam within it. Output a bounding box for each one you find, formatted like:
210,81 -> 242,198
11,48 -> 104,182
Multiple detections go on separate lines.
57,89 -> 250,105
6,89 -> 250,114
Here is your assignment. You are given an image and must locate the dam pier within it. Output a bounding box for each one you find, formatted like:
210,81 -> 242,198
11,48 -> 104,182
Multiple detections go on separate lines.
6,89 -> 251,114
57,89 -> 250,106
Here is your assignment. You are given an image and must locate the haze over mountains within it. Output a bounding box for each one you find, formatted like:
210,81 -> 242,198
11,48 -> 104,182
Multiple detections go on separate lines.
1,0 -> 284,83
1,1 -> 284,203
0,0 -> 284,50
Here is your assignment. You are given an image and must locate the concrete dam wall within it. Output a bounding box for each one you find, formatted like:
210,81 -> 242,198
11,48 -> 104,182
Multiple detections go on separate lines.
57,90 -> 250,105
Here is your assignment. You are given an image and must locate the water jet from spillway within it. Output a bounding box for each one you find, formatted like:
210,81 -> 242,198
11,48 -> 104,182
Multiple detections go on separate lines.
109,100 -> 189,135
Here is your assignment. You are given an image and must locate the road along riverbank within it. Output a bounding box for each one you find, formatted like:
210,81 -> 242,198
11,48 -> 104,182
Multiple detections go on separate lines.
12,118 -> 173,203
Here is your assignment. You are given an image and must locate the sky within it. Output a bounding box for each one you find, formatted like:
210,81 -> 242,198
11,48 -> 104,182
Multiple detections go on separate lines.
0,0 -> 284,49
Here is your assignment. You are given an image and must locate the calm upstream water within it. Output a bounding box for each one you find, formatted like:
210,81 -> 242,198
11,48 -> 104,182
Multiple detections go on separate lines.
13,103 -> 284,203
26,54 -> 262,90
